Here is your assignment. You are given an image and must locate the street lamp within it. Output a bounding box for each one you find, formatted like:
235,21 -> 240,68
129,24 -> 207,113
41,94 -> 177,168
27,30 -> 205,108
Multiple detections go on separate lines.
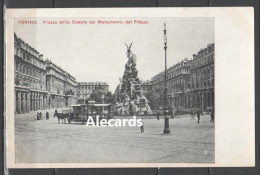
101,95 -> 105,114
163,23 -> 170,134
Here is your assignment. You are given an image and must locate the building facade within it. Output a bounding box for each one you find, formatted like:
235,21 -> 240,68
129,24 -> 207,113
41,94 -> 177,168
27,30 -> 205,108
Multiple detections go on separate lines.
141,80 -> 152,95
150,72 -> 165,107
45,60 -> 78,108
167,58 -> 191,110
14,33 -> 48,114
150,43 -> 214,111
77,82 -> 109,104
189,43 -> 214,110
14,33 -> 78,114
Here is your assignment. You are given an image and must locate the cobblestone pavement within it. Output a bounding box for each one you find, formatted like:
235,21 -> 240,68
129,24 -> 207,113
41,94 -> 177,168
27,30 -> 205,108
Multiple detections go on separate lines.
15,112 -> 214,163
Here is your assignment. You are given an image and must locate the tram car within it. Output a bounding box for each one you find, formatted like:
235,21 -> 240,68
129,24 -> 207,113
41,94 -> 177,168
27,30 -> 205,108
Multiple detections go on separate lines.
67,103 -> 114,124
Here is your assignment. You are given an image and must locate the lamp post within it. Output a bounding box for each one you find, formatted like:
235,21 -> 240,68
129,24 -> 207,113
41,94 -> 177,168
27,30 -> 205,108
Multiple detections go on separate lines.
163,23 -> 170,134
101,95 -> 105,114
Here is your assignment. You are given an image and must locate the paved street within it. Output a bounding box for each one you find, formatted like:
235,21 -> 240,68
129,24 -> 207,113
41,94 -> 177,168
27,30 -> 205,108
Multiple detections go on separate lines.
15,110 -> 214,163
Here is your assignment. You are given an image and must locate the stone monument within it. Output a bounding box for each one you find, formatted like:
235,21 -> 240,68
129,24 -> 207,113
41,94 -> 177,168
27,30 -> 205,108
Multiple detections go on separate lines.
116,43 -> 152,115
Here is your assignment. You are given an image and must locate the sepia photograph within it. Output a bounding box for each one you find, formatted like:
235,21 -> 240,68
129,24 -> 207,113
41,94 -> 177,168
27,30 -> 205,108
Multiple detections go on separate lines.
5,8 -> 254,168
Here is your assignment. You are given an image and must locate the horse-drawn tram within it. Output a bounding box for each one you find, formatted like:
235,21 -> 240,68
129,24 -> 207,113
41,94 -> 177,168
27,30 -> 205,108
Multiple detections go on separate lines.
67,103 -> 114,124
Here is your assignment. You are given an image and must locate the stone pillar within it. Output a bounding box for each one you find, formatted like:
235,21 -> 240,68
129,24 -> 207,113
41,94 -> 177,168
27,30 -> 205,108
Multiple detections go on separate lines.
26,93 -> 30,113
21,92 -> 24,113
52,96 -> 54,109
33,93 -> 35,111
39,94 -> 42,110
48,96 -> 50,109
38,94 -> 40,110
17,91 -> 21,114
38,94 -> 41,110
24,93 -> 27,113
41,95 -> 44,110
35,93 -> 38,111
30,93 -> 32,111
31,93 -> 33,111
43,95 -> 46,110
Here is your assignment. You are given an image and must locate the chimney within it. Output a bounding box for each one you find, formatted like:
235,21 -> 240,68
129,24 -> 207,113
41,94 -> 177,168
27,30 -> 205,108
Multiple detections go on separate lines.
39,54 -> 43,60
193,54 -> 197,60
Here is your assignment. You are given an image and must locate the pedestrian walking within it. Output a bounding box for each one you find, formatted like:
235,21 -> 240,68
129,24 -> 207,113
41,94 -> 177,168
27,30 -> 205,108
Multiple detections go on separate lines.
157,112 -> 160,120
54,109 -> 58,117
140,119 -> 144,133
46,112 -> 49,120
197,109 -> 201,124
36,112 -> 40,120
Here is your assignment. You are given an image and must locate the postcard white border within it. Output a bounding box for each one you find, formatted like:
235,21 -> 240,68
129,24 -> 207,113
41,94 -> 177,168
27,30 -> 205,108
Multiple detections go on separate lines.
5,7 -> 255,168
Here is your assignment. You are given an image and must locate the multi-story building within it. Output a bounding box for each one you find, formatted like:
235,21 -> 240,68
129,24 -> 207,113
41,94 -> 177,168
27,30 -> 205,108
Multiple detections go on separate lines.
14,33 -> 48,114
189,43 -> 214,110
150,72 -> 165,107
45,60 -> 77,108
167,58 -> 191,109
77,82 -> 109,104
141,80 -> 152,95
150,43 -> 214,111
64,73 -> 78,106
150,59 -> 191,109
14,33 -> 78,114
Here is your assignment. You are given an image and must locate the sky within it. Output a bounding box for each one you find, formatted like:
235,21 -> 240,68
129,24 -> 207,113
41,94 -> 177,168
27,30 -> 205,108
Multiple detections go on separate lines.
15,17 -> 214,92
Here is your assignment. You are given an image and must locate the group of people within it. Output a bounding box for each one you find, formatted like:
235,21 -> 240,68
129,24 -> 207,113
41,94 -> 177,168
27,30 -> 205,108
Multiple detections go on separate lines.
191,107 -> 214,124
36,111 -> 49,120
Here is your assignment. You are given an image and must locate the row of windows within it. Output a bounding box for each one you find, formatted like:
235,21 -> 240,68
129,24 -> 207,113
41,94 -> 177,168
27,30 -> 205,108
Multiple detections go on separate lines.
15,46 -> 45,69
191,66 -> 214,82
19,42 -> 39,57
16,62 -> 45,80
16,75 -> 45,90
167,68 -> 189,79
152,66 -> 191,85
190,55 -> 214,69
191,79 -> 214,89
47,69 -> 66,81
78,86 -> 108,90
78,89 -> 108,94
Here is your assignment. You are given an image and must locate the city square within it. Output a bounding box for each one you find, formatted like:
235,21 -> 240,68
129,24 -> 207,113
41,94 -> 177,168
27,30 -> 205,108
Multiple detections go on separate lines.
15,109 -> 214,163
12,17 -> 215,163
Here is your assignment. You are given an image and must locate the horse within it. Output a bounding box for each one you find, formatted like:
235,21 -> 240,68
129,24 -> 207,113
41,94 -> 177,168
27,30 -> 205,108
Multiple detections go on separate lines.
54,112 -> 68,124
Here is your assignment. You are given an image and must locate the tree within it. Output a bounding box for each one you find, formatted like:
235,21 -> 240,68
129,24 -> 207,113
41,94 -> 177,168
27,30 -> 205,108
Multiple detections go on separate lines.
104,91 -> 116,104
145,89 -> 160,110
89,90 -> 103,103
89,90 -> 116,104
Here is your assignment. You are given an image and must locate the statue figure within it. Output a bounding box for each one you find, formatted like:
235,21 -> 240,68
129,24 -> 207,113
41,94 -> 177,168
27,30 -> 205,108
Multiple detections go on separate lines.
125,43 -> 137,65
116,42 -> 152,115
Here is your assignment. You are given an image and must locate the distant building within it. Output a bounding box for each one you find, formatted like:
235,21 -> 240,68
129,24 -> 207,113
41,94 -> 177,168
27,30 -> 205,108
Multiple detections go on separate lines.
14,33 -> 78,114
141,80 -> 152,95
150,59 -> 191,109
150,72 -> 165,107
45,60 -> 77,108
167,58 -> 191,109
189,43 -> 214,110
64,73 -> 78,106
14,33 -> 48,114
150,43 -> 215,111
77,82 -> 109,104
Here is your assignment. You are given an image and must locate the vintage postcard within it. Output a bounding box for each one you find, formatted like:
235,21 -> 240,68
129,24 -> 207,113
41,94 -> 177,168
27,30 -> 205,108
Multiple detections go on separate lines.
5,8 -> 254,168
